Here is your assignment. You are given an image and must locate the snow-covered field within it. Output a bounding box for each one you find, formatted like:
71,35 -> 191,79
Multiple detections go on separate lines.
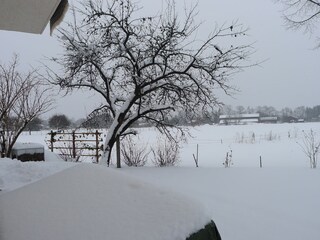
1,122 -> 320,240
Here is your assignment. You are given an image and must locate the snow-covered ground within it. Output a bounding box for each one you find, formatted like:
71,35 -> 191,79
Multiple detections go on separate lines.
1,122 -> 320,240
0,164 -> 210,240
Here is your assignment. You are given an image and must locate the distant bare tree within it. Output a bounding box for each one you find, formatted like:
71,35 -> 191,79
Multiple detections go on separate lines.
222,105 -> 236,116
281,107 -> 293,117
0,55 -> 53,157
49,0 -> 255,166
277,0 -> 320,46
293,106 -> 306,119
256,106 -> 278,117
235,106 -> 245,114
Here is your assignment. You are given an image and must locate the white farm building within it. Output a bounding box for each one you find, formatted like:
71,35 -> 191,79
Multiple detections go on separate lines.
219,114 -> 260,125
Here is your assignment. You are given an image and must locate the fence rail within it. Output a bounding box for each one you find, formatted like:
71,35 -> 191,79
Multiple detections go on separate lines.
47,130 -> 103,163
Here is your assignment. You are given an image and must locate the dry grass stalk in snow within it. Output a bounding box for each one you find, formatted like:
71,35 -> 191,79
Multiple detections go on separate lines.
297,129 -> 320,168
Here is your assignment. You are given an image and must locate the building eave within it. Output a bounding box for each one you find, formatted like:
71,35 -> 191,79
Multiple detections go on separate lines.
0,0 -> 68,34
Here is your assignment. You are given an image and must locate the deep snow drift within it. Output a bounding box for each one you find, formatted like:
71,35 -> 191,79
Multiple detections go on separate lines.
0,164 -> 210,240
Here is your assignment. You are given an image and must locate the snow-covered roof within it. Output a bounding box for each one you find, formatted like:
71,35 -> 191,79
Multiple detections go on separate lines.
219,113 -> 260,119
0,0 -> 68,34
13,142 -> 44,150
219,118 -> 259,124
260,116 -> 278,121
0,164 -> 210,240
11,143 -> 45,156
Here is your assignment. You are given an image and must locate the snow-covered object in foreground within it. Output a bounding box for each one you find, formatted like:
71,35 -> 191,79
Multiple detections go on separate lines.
11,142 -> 45,162
0,164 -> 211,240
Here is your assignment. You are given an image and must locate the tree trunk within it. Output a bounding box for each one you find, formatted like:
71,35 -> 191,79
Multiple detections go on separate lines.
104,137 -> 116,166
0,136 -> 6,158
104,113 -> 125,166
103,147 -> 112,166
104,136 -> 121,167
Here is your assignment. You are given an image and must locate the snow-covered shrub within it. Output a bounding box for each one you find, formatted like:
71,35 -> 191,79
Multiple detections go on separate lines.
152,137 -> 180,167
121,136 -> 149,167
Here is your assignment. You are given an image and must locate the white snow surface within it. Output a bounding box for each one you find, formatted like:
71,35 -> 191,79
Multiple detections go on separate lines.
123,167 -> 320,240
0,157 -> 74,193
0,164 -> 210,240
1,122 -> 320,240
12,142 -> 44,150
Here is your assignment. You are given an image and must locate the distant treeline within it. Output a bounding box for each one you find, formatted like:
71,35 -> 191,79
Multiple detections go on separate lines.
221,105 -> 320,122
25,105 -> 320,131
163,105 -> 320,126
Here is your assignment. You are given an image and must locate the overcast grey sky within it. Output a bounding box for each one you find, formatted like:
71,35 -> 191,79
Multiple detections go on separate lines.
0,0 -> 319,119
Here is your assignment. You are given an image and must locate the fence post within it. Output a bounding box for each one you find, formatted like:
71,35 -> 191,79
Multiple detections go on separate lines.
192,144 -> 199,167
116,138 -> 121,168
50,130 -> 54,152
72,131 -> 76,159
196,144 -> 199,167
95,130 -> 99,163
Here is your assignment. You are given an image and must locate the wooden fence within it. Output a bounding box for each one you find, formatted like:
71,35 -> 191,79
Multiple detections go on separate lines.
47,130 -> 103,163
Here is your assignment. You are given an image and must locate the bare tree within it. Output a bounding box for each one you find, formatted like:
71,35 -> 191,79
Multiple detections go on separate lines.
0,55 -> 53,157
297,129 -> 320,168
49,0 -> 254,165
277,0 -> 320,46
0,56 -> 30,123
